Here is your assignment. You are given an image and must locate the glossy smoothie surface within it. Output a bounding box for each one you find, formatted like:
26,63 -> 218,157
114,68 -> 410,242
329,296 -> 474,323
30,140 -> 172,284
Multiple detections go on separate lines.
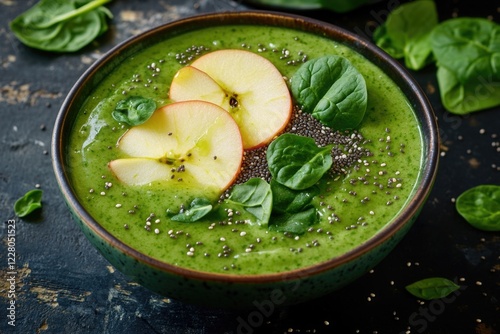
68,25 -> 423,275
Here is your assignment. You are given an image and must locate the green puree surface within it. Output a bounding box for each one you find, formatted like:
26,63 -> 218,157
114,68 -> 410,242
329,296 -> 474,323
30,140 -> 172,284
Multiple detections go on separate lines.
68,25 -> 423,275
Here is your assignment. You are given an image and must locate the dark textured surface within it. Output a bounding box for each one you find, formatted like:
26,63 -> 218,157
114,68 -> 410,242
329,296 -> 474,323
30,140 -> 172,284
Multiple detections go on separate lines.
1,1 -> 499,333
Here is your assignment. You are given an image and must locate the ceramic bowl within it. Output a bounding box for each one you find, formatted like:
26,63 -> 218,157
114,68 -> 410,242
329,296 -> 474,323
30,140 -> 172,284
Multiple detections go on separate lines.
52,11 -> 439,309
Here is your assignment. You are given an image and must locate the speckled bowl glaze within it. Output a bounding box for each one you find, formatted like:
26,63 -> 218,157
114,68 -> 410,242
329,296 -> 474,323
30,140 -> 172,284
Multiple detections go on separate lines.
52,11 -> 439,309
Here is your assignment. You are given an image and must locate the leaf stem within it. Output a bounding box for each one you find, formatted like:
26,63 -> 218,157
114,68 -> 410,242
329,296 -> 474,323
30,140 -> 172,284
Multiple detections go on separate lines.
38,0 -> 112,28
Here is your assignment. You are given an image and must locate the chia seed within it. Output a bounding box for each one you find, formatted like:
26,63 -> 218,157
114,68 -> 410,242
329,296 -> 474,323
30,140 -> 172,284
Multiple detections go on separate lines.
231,106 -> 372,185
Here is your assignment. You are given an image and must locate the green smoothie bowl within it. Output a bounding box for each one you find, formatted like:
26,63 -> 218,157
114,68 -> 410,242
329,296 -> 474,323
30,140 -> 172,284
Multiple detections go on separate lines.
52,11 -> 439,309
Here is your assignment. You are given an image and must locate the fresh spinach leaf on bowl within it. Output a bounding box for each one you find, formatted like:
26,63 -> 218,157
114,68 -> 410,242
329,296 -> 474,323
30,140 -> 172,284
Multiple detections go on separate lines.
112,96 -> 157,126
168,198 -> 213,223
267,134 -> 333,190
290,55 -> 367,131
10,0 -> 112,52
223,178 -> 273,227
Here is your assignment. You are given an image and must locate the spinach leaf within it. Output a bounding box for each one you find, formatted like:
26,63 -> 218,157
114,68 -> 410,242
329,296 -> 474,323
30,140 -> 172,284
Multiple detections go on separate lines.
168,198 -> 213,222
431,18 -> 500,114
405,277 -> 460,300
456,185 -> 500,231
112,96 -> 157,126
270,179 -> 319,214
373,0 -> 437,70
269,207 -> 318,235
14,189 -> 43,217
225,178 -> 272,226
267,134 -> 333,190
10,0 -> 112,52
291,55 -> 367,130
246,0 -> 373,13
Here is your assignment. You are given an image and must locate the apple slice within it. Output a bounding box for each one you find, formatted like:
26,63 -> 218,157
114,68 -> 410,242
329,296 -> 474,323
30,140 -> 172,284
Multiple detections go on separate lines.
109,100 -> 243,192
169,49 -> 292,149
169,66 -> 228,108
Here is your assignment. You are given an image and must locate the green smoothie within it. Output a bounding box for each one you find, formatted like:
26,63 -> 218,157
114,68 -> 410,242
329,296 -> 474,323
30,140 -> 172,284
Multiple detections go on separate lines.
67,25 -> 423,275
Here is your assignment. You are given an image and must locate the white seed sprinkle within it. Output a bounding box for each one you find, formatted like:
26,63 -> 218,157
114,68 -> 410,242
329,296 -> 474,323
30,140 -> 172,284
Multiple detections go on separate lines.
115,203 -> 122,208
220,237 -> 226,241
100,191 -> 106,196
154,228 -> 160,234
240,231 -> 247,237
187,251 -> 194,256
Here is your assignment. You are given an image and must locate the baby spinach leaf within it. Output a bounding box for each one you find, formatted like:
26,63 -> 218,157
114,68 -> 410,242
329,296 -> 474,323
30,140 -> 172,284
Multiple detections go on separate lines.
247,0 -> 373,13
267,134 -> 333,190
14,189 -> 43,218
9,0 -> 112,52
112,96 -> 157,126
269,207 -> 318,235
373,0 -> 437,70
431,18 -> 500,114
405,277 -> 460,300
168,198 -> 213,222
436,66 -> 500,115
270,179 -> 319,214
225,178 -> 272,226
456,185 -> 500,231
291,55 -> 367,130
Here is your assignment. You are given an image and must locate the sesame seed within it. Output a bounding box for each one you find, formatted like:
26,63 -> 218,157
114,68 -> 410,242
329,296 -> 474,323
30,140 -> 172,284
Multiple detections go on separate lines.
115,204 -> 122,208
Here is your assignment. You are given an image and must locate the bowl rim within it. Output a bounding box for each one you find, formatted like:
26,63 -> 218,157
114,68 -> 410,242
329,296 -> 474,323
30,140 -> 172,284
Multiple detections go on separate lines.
52,10 -> 439,284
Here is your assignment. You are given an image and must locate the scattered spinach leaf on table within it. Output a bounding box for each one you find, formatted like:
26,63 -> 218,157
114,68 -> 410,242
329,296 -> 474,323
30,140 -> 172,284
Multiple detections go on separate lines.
14,189 -> 43,218
373,0 -> 438,70
10,0 -> 112,52
245,0 -> 374,13
267,134 -> 333,190
112,96 -> 157,126
168,198 -> 213,222
290,55 -> 367,130
374,1 -> 500,114
431,18 -> 500,114
456,185 -> 500,231
405,277 -> 460,300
